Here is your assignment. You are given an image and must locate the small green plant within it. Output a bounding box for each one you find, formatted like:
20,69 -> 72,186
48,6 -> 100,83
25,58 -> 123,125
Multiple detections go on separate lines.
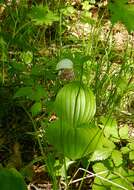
0,1 -> 134,189
29,5 -> 59,26
109,0 -> 134,32
90,116 -> 134,190
46,81 -> 97,160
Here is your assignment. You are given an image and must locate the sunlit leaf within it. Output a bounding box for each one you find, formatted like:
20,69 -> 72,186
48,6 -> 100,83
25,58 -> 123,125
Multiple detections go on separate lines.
121,146 -> 130,154
127,169 -> 134,182
117,77 -> 128,95
128,142 -> 134,150
82,1 -> 92,10
61,6 -> 76,16
129,151 -> 134,160
100,116 -> 119,142
93,162 -> 108,177
20,51 -> 33,64
112,150 -> 123,167
30,5 -> 59,26
119,125 -> 129,140
109,0 -> 134,32
91,148 -> 112,161
93,165 -> 133,190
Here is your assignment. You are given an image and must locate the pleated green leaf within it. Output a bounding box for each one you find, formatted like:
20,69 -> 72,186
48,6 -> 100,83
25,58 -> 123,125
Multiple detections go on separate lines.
46,120 -> 105,160
55,81 -> 96,127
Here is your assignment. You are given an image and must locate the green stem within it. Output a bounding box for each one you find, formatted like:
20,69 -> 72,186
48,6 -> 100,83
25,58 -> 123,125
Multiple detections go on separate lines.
63,157 -> 68,189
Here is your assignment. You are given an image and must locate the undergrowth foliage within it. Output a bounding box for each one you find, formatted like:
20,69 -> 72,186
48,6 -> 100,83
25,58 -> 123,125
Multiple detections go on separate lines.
0,0 -> 134,190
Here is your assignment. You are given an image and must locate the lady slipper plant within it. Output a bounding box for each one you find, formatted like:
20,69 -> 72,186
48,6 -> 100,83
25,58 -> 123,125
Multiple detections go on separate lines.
46,81 -> 109,160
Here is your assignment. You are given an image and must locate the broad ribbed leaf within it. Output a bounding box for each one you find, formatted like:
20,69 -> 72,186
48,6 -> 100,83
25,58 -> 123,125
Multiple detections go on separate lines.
46,121 -> 104,160
55,81 -> 96,127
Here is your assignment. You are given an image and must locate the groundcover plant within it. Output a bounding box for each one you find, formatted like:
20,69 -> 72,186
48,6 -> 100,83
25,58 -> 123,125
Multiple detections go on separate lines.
0,0 -> 134,189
